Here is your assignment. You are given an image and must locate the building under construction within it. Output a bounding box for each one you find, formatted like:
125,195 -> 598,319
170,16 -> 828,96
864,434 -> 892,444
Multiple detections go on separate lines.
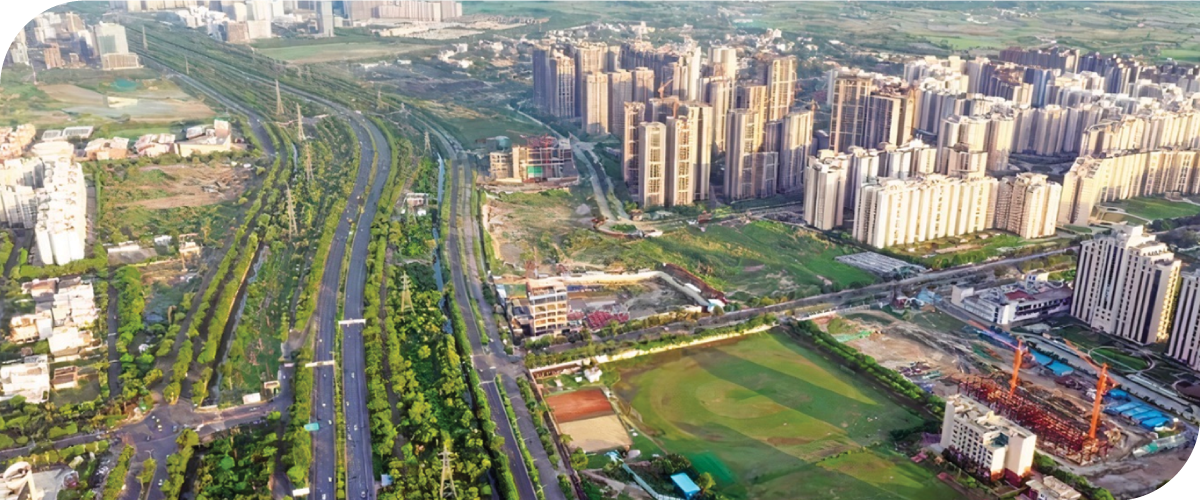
487,134 -> 577,183
960,376 -> 1113,464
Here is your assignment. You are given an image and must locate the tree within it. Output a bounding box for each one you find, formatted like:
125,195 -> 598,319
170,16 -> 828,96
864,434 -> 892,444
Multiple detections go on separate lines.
138,458 -> 157,485
570,448 -> 588,470
697,472 -> 716,492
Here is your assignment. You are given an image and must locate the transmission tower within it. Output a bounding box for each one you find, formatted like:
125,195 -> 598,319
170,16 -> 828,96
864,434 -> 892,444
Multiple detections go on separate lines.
141,26 -> 147,50
295,103 -> 306,141
399,273 -> 414,315
275,79 -> 283,116
285,184 -> 298,237
303,144 -> 314,182
376,88 -> 383,111
424,131 -> 431,153
438,440 -> 457,498
184,56 -> 190,75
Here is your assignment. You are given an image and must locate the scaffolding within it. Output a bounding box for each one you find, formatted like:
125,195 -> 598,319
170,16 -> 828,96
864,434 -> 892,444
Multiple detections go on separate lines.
960,376 -> 1111,464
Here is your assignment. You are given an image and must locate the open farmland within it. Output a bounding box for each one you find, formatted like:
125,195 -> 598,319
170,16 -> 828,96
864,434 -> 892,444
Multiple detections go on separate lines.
609,331 -> 958,500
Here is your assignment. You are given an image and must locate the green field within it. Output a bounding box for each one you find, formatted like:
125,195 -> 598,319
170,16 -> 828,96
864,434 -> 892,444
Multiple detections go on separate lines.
258,41 -> 432,63
1103,197 -> 1200,222
1091,347 -> 1150,372
610,332 -> 958,500
569,220 -> 876,298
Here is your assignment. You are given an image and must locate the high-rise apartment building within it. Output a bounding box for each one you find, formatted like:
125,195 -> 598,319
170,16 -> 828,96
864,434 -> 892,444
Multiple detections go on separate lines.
852,174 -> 998,248
573,42 -> 608,117
665,116 -> 695,207
777,109 -> 814,194
533,47 -> 576,118
765,56 -> 797,122
1168,271 -> 1200,371
724,109 -> 763,202
1072,224 -> 1181,345
827,69 -> 874,152
1058,151 -> 1200,226
637,122 -> 667,207
709,46 -> 738,79
607,70 -> 633,138
702,77 -> 734,152
622,102 -> 646,188
880,140 -> 937,179
863,88 -> 916,148
581,72 -> 609,135
994,173 -> 1061,239
631,67 -> 655,105
804,152 -> 849,230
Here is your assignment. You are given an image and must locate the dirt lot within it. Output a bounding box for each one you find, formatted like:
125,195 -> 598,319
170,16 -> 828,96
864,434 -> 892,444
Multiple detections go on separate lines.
547,388 -> 617,423
559,415 -> 633,453
117,164 -> 250,209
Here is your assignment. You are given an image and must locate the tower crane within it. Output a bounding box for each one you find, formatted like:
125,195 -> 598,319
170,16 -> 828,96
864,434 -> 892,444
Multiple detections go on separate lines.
1065,340 -> 1117,440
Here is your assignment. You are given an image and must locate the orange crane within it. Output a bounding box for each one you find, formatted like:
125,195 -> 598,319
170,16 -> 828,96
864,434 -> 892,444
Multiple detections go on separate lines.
1065,341 -> 1117,440
991,336 -> 1029,397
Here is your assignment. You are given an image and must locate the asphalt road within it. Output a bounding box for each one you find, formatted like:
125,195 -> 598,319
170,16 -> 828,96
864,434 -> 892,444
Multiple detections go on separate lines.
544,247 -> 1074,355
443,152 -> 540,500
155,49 -> 386,500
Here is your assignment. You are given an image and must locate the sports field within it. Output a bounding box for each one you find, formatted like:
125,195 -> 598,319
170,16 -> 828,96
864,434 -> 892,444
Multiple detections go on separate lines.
610,331 -> 959,500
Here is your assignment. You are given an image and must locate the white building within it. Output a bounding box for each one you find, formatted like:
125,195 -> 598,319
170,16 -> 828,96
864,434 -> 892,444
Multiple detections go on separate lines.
941,394 -> 1037,482
1167,271 -> 1200,371
952,274 -> 1072,326
0,356 -> 51,404
34,160 -> 88,266
1072,224 -> 1181,345
1025,476 -> 1081,500
852,174 -> 998,248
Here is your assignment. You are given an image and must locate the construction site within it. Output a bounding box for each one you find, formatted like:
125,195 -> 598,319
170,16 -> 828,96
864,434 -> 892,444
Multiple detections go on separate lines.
826,307 -> 1195,496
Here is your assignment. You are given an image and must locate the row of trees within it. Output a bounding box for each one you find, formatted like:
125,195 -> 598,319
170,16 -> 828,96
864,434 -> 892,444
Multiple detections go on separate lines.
163,122 -> 287,404
787,320 -> 946,418
161,429 -> 200,499
283,347 -> 314,487
525,313 -> 777,368
101,446 -> 135,500
515,377 -> 559,466
495,376 -> 545,500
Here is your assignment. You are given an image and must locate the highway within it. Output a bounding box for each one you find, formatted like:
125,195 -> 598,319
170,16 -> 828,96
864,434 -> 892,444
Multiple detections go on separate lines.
144,41 -> 386,499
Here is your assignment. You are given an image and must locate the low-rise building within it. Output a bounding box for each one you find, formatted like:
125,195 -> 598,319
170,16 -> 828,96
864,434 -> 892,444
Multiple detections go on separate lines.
941,394 -> 1037,483
134,133 -> 176,157
52,366 -> 79,390
952,274 -> 1073,326
1025,476 -> 1081,500
0,124 -> 37,161
83,137 -> 130,161
527,278 -> 568,336
0,355 -> 51,403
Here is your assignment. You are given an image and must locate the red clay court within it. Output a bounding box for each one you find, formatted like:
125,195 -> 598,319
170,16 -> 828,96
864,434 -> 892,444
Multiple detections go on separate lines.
545,388 -> 615,422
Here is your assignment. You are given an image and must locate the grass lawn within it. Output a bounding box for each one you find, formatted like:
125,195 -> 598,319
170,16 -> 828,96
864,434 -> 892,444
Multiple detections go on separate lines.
609,331 -> 957,500
569,221 -> 876,298
1091,347 -> 1150,372
1103,197 -> 1200,222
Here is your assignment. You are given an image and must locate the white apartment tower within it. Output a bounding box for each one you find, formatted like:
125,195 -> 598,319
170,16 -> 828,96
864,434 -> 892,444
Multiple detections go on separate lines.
994,173 -> 1061,239
1168,272 -> 1200,371
941,394 -> 1037,481
581,72 -> 609,135
1072,224 -> 1181,345
777,109 -> 814,194
637,122 -> 667,207
804,152 -> 849,230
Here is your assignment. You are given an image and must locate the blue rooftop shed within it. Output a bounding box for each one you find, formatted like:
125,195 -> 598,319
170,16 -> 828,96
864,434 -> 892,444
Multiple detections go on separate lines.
671,473 -> 701,499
